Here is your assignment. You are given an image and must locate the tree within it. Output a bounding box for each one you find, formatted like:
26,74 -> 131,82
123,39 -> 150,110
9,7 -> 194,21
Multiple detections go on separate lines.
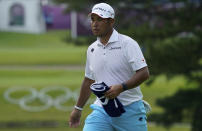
144,3 -> 202,131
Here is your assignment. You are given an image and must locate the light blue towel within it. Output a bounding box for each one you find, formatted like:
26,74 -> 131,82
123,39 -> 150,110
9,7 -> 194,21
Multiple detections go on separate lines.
90,82 -> 125,117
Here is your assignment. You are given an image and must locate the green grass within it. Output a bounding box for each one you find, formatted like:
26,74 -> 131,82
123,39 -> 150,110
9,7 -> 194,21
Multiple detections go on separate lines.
0,69 -> 84,87
0,69 -> 191,131
0,31 -> 87,65
141,75 -> 190,113
0,46 -> 87,65
0,30 -> 70,48
0,69 -> 189,115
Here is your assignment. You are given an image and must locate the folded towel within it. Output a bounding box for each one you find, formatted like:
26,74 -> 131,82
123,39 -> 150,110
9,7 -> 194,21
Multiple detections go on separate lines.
90,82 -> 125,117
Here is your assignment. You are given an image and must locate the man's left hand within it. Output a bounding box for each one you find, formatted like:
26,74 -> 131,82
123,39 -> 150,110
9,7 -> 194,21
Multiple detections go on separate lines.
104,84 -> 123,99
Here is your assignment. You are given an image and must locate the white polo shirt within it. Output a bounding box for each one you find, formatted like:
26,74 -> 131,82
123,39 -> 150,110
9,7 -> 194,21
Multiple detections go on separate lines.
85,29 -> 147,106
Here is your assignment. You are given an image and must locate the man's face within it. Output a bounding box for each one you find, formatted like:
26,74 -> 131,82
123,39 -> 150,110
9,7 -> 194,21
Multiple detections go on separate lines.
90,14 -> 114,37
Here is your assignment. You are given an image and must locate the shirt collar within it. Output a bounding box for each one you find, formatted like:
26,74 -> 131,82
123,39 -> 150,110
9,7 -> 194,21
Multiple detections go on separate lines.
97,29 -> 119,46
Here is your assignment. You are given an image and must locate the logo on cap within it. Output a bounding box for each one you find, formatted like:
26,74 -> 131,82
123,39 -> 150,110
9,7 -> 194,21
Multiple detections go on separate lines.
93,7 -> 107,12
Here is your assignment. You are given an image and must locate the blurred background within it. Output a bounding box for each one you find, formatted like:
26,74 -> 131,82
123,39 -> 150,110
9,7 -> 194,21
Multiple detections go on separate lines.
0,0 -> 201,131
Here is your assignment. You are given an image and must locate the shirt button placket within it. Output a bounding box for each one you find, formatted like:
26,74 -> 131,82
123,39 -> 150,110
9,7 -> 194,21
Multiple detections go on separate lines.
103,46 -> 106,55
103,46 -> 107,71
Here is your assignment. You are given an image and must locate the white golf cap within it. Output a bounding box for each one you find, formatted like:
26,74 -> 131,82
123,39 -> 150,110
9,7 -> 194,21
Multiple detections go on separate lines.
90,3 -> 115,19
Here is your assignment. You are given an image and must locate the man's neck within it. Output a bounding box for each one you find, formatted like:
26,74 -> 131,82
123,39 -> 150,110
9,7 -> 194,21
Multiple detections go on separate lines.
100,29 -> 113,46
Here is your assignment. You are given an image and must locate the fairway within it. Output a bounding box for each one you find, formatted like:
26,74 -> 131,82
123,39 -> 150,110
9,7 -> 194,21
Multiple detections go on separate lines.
0,31 -> 88,65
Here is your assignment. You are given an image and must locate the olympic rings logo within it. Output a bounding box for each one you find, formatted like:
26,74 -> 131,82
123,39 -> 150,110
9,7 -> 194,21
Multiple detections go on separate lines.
4,86 -> 94,112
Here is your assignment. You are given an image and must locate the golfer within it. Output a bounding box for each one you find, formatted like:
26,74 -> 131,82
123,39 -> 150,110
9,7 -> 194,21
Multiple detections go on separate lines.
69,3 -> 150,131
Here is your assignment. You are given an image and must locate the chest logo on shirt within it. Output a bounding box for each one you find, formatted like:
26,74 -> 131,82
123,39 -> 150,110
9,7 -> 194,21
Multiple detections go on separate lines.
91,48 -> 94,53
109,46 -> 121,50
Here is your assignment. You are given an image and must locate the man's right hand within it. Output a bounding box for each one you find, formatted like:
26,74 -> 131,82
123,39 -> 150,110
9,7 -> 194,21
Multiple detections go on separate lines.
69,109 -> 82,128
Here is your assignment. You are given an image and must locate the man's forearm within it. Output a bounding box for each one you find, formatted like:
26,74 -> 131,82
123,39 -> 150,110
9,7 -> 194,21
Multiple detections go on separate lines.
76,77 -> 95,108
124,67 -> 149,90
